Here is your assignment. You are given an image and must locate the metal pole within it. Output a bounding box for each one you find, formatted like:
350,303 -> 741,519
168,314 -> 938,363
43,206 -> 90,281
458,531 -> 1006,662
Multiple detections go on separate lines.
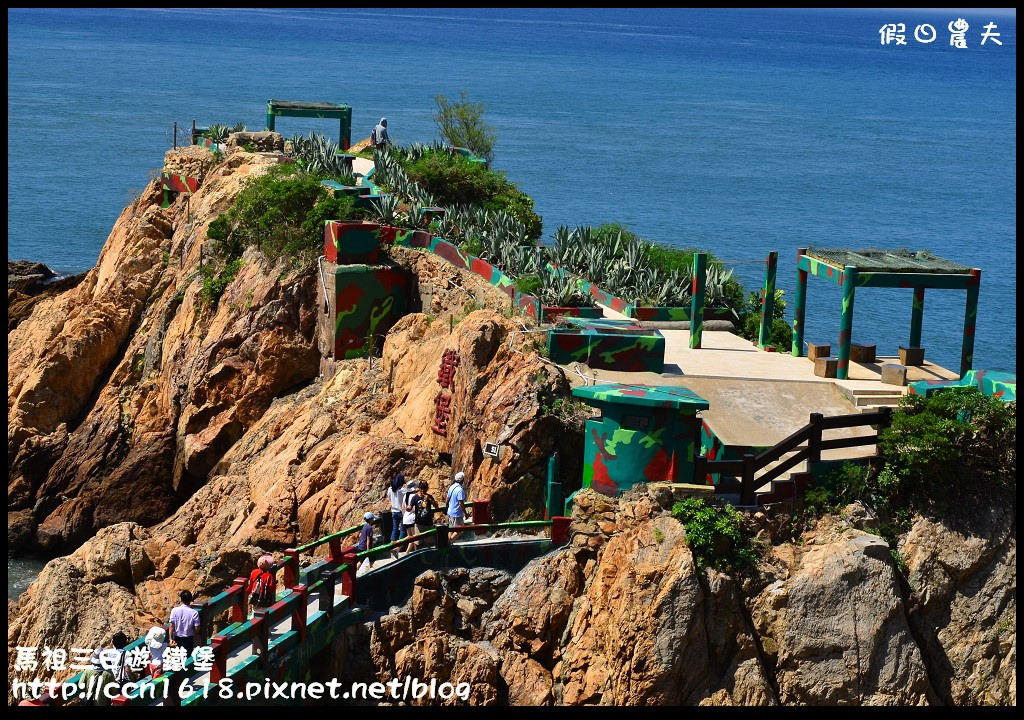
173,121 -> 177,149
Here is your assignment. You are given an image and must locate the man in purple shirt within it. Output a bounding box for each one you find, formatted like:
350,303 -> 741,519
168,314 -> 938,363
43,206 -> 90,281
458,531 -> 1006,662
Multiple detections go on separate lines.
167,590 -> 201,656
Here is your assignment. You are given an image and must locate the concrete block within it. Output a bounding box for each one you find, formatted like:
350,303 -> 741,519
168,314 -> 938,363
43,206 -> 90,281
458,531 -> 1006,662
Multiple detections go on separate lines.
881,363 -> 908,386
850,342 -> 877,363
899,345 -> 925,366
807,341 -> 831,361
814,356 -> 838,378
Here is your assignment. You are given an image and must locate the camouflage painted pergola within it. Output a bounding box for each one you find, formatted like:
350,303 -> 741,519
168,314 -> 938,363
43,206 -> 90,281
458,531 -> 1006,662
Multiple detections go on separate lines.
790,247 -> 981,379
266,99 -> 352,149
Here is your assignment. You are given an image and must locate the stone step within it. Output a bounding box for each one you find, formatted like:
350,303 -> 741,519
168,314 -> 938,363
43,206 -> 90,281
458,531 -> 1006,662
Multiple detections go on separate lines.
853,393 -> 903,407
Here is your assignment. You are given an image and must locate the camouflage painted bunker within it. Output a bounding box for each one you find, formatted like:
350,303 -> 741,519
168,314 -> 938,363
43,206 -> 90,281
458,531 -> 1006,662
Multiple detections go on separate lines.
572,383 -> 709,497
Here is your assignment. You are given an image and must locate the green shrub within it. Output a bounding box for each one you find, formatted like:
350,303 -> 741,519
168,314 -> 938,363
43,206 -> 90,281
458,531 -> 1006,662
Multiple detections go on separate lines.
738,289 -> 793,350
515,273 -> 542,297
873,387 -> 1015,516
403,150 -> 542,240
209,164 -> 357,264
434,90 -> 497,163
199,257 -> 243,305
671,497 -> 756,572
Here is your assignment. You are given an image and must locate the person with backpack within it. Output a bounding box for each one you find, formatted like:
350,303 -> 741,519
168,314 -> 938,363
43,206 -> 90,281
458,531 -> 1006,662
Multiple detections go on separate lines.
446,471 -> 467,541
246,554 -> 277,618
78,648 -> 117,706
371,117 -> 389,151
405,481 -> 440,551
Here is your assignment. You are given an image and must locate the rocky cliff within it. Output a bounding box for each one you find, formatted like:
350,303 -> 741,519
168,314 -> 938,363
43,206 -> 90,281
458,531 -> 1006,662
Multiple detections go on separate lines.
339,486 -> 1014,706
7,142 -> 1015,706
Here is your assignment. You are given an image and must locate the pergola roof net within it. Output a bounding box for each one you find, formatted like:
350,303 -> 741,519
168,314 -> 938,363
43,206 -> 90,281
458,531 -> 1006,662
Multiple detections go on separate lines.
805,247 -> 972,274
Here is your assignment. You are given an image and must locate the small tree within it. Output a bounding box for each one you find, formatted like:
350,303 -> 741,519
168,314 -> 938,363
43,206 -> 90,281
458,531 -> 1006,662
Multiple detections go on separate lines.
434,90 -> 497,164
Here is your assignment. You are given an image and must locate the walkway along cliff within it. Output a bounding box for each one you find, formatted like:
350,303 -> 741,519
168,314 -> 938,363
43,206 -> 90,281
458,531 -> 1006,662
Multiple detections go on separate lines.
7,138 -> 1015,705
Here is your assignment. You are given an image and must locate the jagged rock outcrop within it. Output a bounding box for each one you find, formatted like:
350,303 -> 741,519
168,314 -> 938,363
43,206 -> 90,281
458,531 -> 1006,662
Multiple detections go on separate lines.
8,143 -> 570,557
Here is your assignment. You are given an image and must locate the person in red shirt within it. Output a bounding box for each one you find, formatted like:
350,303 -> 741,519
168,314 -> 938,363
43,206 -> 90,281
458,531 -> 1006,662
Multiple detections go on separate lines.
246,554 -> 277,618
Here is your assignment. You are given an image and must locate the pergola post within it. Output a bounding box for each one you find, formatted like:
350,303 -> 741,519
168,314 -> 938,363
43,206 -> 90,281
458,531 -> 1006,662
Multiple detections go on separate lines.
757,251 -> 778,348
689,252 -> 706,349
791,247 -> 808,356
909,287 -> 925,348
836,265 -> 858,380
960,269 -> 981,378
266,100 -> 275,132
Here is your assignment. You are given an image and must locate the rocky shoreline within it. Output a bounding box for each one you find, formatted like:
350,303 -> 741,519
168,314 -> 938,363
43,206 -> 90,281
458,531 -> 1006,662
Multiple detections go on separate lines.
6,142 -> 1015,705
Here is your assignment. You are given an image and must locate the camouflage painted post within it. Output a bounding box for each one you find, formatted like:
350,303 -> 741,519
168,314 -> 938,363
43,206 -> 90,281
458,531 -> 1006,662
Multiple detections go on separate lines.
960,268 -> 981,377
545,453 -> 562,521
792,247 -> 808,356
836,265 -> 858,380
909,287 -> 925,349
757,251 -> 778,349
689,252 -> 706,349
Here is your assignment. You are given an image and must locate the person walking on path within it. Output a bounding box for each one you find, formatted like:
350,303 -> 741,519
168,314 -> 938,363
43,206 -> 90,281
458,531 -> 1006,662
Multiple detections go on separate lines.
167,590 -> 201,657
371,117 -> 389,151
446,471 -> 467,541
387,473 -> 407,544
357,511 -> 379,572
406,481 -> 440,551
144,626 -> 168,678
400,479 -> 419,555
246,554 -> 277,618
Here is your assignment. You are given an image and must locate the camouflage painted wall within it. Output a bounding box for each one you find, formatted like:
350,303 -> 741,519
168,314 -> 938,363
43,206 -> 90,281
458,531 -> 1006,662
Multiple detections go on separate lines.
323,222 -> 383,265
547,324 -> 665,373
572,385 -> 708,497
908,369 -> 1016,402
332,263 -> 409,360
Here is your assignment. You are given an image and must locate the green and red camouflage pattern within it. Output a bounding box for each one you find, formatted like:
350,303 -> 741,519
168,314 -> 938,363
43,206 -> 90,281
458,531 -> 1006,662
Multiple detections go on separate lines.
698,420 -> 769,485
332,263 -> 409,359
321,179 -> 371,198
390,230 -> 541,320
161,173 -> 199,208
548,324 -> 665,373
572,384 -> 708,496
908,369 -> 1016,403
324,222 -> 384,265
572,272 -> 729,322
539,305 -> 603,324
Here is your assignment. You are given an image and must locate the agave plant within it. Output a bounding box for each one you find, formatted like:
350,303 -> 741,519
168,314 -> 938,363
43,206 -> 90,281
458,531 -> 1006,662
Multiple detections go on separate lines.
204,123 -> 231,142
370,194 -> 402,226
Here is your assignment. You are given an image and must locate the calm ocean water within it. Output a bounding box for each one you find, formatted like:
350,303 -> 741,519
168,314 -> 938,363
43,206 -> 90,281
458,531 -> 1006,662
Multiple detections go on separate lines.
8,8 -> 1016,379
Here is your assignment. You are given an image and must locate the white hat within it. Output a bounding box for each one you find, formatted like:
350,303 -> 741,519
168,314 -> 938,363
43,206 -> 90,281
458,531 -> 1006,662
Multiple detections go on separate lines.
406,480 -> 419,490
145,626 -> 166,649
364,512 -> 378,522
454,472 -> 465,483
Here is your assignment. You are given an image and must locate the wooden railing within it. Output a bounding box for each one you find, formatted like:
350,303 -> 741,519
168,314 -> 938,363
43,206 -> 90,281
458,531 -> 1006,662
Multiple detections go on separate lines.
695,408 -> 893,505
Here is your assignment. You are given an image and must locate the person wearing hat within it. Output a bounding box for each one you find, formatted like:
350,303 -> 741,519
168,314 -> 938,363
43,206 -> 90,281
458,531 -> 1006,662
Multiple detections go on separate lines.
357,511 -> 379,570
144,626 -> 168,678
446,471 -> 467,541
246,554 -> 277,619
78,648 -> 116,706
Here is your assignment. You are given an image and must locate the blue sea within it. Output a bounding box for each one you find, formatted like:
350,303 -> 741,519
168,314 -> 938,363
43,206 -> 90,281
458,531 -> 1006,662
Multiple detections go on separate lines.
8,8 -> 1017,374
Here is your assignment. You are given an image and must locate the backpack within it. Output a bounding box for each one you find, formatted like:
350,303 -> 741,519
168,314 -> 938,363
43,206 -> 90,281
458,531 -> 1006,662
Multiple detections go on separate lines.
249,571 -> 274,607
414,495 -> 433,525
